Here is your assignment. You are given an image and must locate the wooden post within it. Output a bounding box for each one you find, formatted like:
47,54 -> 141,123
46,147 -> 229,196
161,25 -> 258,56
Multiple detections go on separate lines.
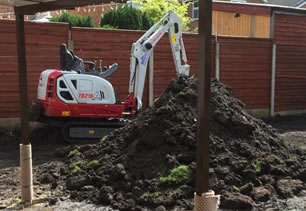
15,13 -> 33,204
196,0 -> 212,195
67,23 -> 74,51
250,15 -> 255,37
149,50 -> 154,106
194,3 -> 221,208
215,36 -> 220,81
270,44 -> 276,117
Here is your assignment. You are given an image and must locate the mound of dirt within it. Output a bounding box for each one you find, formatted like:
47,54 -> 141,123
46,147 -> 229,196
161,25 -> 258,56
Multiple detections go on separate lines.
62,76 -> 306,210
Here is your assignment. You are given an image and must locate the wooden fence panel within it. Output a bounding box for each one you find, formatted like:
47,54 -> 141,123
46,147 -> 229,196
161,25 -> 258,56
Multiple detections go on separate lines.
219,36 -> 272,109
273,13 -> 306,112
274,45 -> 306,111
0,20 -> 69,118
274,14 -> 306,46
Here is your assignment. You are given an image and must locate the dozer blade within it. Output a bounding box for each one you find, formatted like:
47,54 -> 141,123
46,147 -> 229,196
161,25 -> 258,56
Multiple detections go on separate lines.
61,119 -> 126,143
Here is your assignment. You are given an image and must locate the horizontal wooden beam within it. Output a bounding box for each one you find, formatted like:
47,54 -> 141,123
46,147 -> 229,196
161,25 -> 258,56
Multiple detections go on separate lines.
14,0 -> 126,15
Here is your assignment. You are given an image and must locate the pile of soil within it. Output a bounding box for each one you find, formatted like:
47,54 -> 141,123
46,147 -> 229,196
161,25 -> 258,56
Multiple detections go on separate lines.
61,76 -> 306,210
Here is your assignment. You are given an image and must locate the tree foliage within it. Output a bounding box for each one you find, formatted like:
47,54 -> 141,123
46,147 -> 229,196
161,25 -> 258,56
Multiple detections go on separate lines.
50,11 -> 94,28
100,6 -> 153,30
133,0 -> 192,32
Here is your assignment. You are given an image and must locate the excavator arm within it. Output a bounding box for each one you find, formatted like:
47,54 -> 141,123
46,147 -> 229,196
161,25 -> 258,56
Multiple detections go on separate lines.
128,10 -> 190,110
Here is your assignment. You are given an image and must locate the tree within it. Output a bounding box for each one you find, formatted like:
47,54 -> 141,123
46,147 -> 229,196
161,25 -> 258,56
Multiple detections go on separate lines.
133,0 -> 192,32
100,6 -> 153,30
50,12 -> 94,28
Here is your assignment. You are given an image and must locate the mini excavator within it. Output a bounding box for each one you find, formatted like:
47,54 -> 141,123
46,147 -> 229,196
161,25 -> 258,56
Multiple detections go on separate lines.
34,11 -> 190,142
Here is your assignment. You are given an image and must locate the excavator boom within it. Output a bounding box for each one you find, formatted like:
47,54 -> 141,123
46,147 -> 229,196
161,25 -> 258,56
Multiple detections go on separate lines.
129,10 -> 190,110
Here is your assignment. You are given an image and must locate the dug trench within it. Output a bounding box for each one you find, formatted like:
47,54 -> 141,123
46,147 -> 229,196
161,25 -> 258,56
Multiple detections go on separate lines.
59,76 -> 306,210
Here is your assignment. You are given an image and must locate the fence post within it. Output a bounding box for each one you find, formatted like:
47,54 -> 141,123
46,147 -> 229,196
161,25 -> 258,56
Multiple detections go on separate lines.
270,44 -> 276,117
149,50 -> 154,106
250,15 -> 255,37
68,23 -> 74,51
215,36 -> 220,81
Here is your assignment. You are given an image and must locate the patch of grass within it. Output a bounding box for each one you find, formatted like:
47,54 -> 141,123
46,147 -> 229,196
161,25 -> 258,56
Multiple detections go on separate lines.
177,91 -> 185,97
11,198 -> 21,205
71,165 -> 81,174
283,140 -> 290,150
70,160 -> 81,168
55,145 -> 74,156
69,158 -> 86,171
87,160 -> 99,168
68,148 -> 81,158
140,191 -> 161,199
299,145 -> 306,151
255,160 -> 262,173
100,135 -> 108,144
233,185 -> 239,192
159,165 -> 189,184
252,125 -> 261,139
216,95 -> 224,103
153,97 -> 160,104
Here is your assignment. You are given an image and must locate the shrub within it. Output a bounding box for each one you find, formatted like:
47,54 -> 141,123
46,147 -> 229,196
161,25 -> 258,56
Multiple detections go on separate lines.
101,6 -> 153,30
50,11 -> 94,28
134,0 -> 192,32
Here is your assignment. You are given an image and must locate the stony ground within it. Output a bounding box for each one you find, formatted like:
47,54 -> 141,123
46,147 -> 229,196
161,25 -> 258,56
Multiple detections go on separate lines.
0,77 -> 305,210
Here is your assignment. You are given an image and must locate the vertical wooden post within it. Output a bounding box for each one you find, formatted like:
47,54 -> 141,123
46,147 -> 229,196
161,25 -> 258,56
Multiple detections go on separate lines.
250,15 -> 255,37
15,13 -> 33,204
68,23 -> 74,51
215,36 -> 220,81
270,44 -> 276,117
270,12 -> 275,39
149,50 -> 154,106
196,0 -> 212,195
16,14 -> 30,145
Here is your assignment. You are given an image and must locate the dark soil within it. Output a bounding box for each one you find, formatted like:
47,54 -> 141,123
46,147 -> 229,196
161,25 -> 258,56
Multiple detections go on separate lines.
59,76 -> 306,210
264,114 -> 306,149
0,126 -> 68,209
264,114 -> 306,133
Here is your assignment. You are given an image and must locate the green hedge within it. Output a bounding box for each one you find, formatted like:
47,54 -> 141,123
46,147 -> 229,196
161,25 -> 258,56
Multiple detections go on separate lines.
50,12 -> 94,28
100,6 -> 153,30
